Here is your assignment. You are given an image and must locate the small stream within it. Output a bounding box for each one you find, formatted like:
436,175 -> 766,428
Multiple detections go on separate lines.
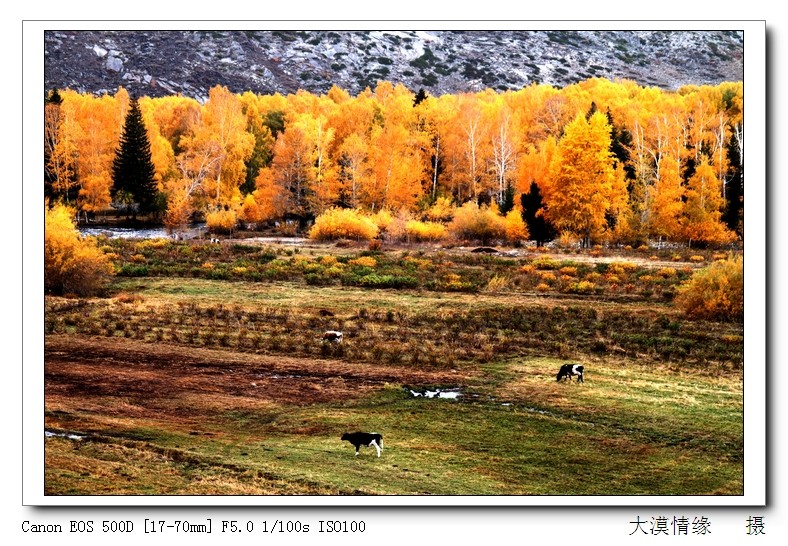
79,223 -> 207,240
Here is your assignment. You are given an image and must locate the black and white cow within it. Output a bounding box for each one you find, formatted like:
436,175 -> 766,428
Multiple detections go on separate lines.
322,331 -> 343,344
341,432 -> 383,457
556,363 -> 585,383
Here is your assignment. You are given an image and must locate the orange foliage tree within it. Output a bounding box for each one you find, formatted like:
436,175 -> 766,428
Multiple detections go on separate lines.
45,203 -> 113,296
543,111 -> 622,247
681,155 -> 736,246
45,79 -> 743,248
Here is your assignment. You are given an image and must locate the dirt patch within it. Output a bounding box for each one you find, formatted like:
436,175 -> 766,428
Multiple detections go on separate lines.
45,335 -> 473,423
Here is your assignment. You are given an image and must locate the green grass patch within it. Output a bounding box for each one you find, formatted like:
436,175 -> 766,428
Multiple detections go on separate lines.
45,354 -> 742,495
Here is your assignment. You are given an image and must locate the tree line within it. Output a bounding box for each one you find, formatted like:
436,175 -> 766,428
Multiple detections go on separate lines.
44,77 -> 743,247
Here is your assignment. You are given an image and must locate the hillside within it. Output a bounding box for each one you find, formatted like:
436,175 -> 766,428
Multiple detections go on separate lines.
44,30 -> 743,100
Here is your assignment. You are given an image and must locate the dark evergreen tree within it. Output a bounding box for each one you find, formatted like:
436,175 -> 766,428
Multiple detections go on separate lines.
605,108 -> 637,236
242,121 -> 274,195
47,88 -> 63,105
413,88 -> 428,107
722,133 -> 743,236
499,181 -> 516,214
264,110 -> 286,139
111,97 -> 158,219
585,101 -> 598,120
521,181 -> 556,247
606,109 -> 635,182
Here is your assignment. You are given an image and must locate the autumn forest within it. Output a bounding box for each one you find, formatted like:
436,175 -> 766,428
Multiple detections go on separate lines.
44,77 -> 743,248
43,67 -> 747,496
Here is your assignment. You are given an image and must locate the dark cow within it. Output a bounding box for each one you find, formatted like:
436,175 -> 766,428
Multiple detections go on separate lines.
557,363 -> 584,383
322,331 -> 343,344
341,432 -> 383,457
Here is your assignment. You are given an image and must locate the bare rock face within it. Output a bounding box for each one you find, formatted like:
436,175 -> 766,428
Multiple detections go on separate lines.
105,56 -> 123,72
44,30 -> 743,99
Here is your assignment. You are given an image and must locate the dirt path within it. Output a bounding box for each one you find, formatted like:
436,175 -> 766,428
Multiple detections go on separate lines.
45,335 -> 473,410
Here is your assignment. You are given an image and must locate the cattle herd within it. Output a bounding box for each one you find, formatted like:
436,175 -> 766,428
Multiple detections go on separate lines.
331,331 -> 585,458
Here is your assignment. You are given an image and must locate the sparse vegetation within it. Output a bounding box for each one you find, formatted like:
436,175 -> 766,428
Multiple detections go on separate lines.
45,235 -> 743,496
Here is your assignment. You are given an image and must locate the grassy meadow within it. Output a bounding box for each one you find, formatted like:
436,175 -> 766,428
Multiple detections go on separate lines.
44,237 -> 743,496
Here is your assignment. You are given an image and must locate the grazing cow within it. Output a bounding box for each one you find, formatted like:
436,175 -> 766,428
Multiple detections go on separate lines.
209,237 -> 221,244
556,363 -> 585,383
322,330 -> 343,344
341,432 -> 383,457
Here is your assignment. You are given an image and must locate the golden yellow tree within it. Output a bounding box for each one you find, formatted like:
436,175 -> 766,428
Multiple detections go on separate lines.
366,122 -> 425,211
268,122 -> 313,218
454,94 -> 491,201
648,152 -> 684,242
58,89 -> 129,215
44,97 -> 77,202
182,86 -> 254,208
338,132 -> 372,209
45,202 -> 113,296
485,96 -> 518,206
543,111 -> 619,247
681,155 -> 735,246
415,93 -> 457,201
516,137 -> 557,196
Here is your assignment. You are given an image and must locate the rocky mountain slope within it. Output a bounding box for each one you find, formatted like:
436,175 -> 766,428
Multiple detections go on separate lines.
44,30 -> 743,100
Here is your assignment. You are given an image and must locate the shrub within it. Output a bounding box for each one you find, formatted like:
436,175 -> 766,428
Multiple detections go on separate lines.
436,273 -> 475,292
349,256 -> 377,268
607,261 -> 637,276
585,272 -> 602,283
655,267 -> 677,278
405,220 -> 447,242
558,231 -> 578,248
426,197 -> 455,222
675,255 -> 743,321
448,201 -> 506,243
371,208 -> 395,234
206,208 -> 238,234
45,203 -> 113,296
117,264 -> 149,277
309,208 -> 379,241
532,257 -> 561,270
568,280 -> 596,294
345,273 -> 418,289
483,275 -> 510,292
503,209 -> 528,243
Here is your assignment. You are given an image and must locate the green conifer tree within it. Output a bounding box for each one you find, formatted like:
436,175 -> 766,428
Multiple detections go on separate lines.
111,97 -> 158,218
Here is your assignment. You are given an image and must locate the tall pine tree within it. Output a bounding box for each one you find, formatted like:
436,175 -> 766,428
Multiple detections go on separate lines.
111,97 -> 158,219
521,181 -> 555,247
